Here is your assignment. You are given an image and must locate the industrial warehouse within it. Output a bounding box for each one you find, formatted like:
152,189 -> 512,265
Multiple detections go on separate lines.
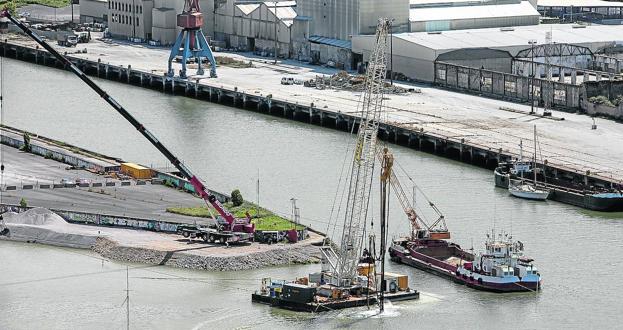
2,0 -> 623,328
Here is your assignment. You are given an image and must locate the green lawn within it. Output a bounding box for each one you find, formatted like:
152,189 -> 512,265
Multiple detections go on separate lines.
166,201 -> 305,231
1,0 -> 71,9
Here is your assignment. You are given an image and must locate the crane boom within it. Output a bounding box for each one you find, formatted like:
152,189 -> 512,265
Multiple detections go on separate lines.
1,11 -> 253,235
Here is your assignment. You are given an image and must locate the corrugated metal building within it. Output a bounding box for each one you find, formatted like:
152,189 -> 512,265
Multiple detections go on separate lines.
409,0 -> 540,32
352,24 -> 623,82
214,1 -> 309,58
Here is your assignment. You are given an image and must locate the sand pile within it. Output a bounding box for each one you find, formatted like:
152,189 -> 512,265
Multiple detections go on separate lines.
4,207 -> 68,226
1,208 -> 98,249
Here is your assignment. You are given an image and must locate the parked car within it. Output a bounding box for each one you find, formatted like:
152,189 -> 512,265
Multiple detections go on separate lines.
281,77 -> 294,85
60,178 -> 75,186
75,178 -> 92,185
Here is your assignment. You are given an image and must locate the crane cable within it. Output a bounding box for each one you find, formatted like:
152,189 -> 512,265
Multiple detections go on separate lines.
0,54 -> 6,236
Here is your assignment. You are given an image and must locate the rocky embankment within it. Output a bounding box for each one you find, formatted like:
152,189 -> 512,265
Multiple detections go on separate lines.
93,237 -> 321,271
1,208 -> 322,271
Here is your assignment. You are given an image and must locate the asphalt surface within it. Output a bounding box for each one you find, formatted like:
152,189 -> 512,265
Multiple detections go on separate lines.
1,145 -> 211,225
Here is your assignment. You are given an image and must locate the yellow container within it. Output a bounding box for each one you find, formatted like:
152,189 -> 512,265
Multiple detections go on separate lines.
120,163 -> 152,179
357,263 -> 375,276
384,272 -> 409,291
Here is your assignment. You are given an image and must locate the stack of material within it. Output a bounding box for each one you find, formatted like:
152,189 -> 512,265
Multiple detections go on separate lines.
310,71 -> 412,94
1,208 -> 98,249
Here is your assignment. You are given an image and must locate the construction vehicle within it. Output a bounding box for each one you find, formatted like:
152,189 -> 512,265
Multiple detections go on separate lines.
57,34 -> 77,47
0,9 -> 254,244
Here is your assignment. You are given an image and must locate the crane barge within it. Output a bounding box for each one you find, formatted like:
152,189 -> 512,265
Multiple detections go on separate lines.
0,10 -> 254,244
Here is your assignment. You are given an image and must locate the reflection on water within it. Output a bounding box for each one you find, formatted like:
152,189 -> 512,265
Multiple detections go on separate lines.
1,58 -> 623,329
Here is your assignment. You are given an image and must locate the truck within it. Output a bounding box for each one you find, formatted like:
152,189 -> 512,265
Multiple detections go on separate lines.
1,9 -> 255,245
57,34 -> 77,47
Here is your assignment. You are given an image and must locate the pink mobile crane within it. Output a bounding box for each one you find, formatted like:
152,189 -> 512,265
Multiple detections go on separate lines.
0,10 -> 253,244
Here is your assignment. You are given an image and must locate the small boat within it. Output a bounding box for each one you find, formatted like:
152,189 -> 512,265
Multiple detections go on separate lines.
508,179 -> 550,201
508,125 -> 550,201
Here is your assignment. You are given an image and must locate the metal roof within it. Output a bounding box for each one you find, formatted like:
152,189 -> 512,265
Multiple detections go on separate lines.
410,1 -> 540,22
538,0 -> 623,7
236,4 -> 260,15
308,36 -> 352,49
395,24 -> 623,51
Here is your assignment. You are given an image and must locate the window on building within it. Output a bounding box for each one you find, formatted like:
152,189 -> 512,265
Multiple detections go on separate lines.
136,17 -> 139,26
108,1 -> 110,9
139,6 -> 142,14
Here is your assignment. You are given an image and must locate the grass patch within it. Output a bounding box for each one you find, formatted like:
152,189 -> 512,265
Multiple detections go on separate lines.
1,0 -> 71,8
167,201 -> 305,231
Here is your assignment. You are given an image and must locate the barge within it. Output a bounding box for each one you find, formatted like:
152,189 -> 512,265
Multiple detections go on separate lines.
251,272 -> 419,312
495,162 -> 623,211
389,231 -> 542,293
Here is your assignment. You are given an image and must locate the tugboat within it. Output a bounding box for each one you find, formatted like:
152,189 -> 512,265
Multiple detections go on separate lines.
390,230 -> 541,293
386,162 -> 541,292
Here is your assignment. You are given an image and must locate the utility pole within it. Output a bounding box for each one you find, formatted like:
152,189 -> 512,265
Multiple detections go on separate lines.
123,266 -> 130,330
379,147 -> 393,313
132,0 -> 136,39
273,1 -> 277,65
390,19 -> 393,85
528,40 -> 537,115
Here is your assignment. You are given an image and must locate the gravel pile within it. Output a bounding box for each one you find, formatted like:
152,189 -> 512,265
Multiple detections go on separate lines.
94,237 -> 321,271
1,208 -> 98,249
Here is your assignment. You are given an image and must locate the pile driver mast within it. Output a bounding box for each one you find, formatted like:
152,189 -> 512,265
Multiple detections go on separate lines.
321,18 -> 390,287
167,0 -> 218,78
1,10 -> 253,242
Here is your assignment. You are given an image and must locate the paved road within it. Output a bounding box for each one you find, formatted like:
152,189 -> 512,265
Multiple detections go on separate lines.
1,145 -> 211,224
6,34 -> 622,183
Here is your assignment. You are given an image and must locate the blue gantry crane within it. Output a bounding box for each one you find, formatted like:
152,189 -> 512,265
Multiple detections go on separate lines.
167,0 -> 217,78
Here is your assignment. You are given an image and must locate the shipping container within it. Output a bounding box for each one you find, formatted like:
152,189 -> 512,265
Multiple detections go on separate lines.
120,163 -> 152,179
281,283 -> 316,303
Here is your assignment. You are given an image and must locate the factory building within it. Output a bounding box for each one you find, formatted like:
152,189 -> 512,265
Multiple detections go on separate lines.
106,0 -> 153,41
538,0 -> 623,23
353,23 -> 623,82
80,0 -> 109,23
214,1 -> 309,59
409,0 -> 540,32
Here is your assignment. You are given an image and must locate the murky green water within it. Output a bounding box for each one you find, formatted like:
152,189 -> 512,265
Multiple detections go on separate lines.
1,58 -> 622,329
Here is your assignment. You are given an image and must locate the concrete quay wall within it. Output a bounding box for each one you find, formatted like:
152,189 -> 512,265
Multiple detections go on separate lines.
2,40 -> 619,191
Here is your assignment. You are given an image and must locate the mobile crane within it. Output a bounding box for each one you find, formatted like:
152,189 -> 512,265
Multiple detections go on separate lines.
0,9 -> 254,244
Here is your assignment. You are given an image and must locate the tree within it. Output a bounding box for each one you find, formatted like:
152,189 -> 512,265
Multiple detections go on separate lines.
22,132 -> 31,152
231,189 -> 243,207
19,198 -> 27,208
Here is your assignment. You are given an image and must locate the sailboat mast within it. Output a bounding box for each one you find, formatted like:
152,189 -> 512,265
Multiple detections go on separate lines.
533,125 -> 537,187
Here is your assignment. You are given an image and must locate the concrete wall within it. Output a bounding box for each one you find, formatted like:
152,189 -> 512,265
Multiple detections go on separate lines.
359,0 -> 409,35
296,0 -> 358,40
297,0 -> 408,40
108,0 -> 153,40
80,0 -> 109,23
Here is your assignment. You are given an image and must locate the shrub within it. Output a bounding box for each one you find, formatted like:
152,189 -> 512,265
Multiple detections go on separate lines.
588,95 -> 614,107
21,132 -> 31,152
231,189 -> 244,207
19,198 -> 27,208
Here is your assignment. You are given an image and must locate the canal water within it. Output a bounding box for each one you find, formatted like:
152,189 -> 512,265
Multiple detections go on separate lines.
1,58 -> 622,329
